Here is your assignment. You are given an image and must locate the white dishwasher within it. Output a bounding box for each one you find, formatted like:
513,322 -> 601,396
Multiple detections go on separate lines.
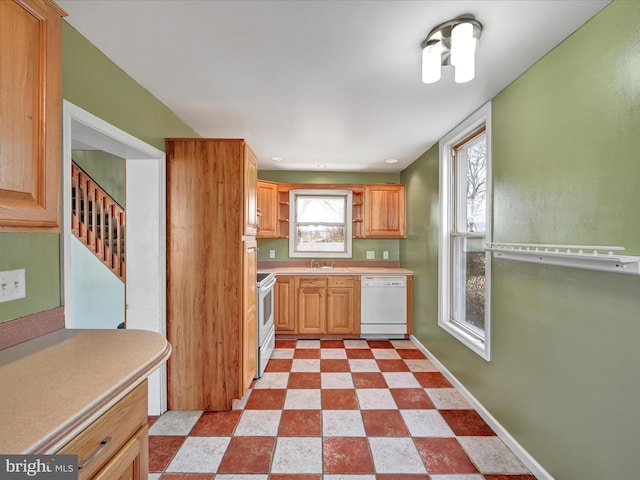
360,276 -> 407,338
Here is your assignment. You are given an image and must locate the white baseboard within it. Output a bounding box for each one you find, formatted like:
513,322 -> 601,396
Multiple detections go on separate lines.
410,334 -> 554,480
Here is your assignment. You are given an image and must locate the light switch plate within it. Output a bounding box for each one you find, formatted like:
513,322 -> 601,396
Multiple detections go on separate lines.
269,249 -> 276,259
0,269 -> 26,303
366,251 -> 375,259
383,251 -> 389,260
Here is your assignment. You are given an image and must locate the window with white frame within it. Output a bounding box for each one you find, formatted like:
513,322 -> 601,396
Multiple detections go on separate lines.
289,189 -> 353,258
438,103 -> 492,360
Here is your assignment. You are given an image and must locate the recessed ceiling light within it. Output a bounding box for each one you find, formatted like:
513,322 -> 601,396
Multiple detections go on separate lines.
316,164 -> 329,168
385,158 -> 399,164
271,156 -> 283,162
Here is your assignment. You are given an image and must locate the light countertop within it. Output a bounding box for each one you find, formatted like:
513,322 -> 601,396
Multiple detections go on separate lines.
259,267 -> 413,275
0,329 -> 171,454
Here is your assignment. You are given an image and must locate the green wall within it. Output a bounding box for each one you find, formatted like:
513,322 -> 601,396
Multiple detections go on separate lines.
0,22 -> 198,323
257,170 -> 402,262
401,2 -> 640,478
72,150 -> 126,206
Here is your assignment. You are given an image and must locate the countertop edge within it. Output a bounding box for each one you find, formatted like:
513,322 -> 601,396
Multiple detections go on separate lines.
32,340 -> 172,454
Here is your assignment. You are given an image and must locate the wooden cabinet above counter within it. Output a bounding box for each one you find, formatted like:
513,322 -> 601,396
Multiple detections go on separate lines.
0,0 -> 66,232
256,181 -> 406,239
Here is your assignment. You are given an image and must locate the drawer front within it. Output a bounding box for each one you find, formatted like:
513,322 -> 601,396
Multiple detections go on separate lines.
297,277 -> 327,288
328,276 -> 357,288
58,381 -> 148,480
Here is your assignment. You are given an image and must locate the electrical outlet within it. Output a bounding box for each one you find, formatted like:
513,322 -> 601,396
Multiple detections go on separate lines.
0,269 -> 26,303
366,251 -> 375,260
269,249 -> 276,259
383,250 -> 389,260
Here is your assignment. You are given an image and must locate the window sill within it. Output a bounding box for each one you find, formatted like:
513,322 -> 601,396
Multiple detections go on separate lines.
438,319 -> 491,361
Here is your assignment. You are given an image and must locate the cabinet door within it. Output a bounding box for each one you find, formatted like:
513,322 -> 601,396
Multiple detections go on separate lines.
297,277 -> 327,334
326,286 -> 355,334
0,0 -> 64,231
243,240 -> 258,391
92,425 -> 148,480
363,185 -> 406,238
275,276 -> 296,333
244,145 -> 258,236
256,180 -> 278,238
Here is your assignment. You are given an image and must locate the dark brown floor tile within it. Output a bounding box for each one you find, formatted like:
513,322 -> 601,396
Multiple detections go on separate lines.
361,410 -> 410,436
377,359 -> 410,372
278,409 -> 322,436
440,409 -> 496,436
265,359 -> 293,372
396,349 -> 426,359
414,437 -> 478,474
321,340 -> 345,348
245,389 -> 287,409
413,371 -> 453,388
288,372 -> 321,389
376,476 -> 430,480
390,388 -> 435,409
218,436 -> 275,473
352,372 -> 388,388
190,410 -> 242,436
269,476 -> 322,480
323,437 -> 375,473
149,436 -> 185,472
321,359 -> 351,372
346,349 -> 375,359
367,340 -> 394,349
148,415 -> 159,428
321,389 -> 359,409
294,348 -> 321,359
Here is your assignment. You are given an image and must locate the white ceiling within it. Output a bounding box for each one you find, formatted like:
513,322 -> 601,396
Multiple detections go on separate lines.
58,0 -> 610,172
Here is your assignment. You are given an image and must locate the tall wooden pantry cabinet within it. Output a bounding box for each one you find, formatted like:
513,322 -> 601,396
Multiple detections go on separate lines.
166,138 -> 258,410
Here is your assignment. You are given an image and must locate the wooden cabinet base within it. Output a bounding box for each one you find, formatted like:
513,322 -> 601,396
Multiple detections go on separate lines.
57,381 -> 148,480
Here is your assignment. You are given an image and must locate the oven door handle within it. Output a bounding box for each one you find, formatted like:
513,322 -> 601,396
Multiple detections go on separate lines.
259,276 -> 277,291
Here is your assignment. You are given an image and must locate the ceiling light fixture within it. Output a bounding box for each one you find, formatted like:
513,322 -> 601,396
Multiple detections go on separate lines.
421,16 -> 482,84
384,158 -> 399,164
271,156 -> 283,162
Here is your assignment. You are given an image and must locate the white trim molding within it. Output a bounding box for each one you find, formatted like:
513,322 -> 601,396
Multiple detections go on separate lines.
438,102 -> 492,360
410,335 -> 555,480
62,100 -> 168,416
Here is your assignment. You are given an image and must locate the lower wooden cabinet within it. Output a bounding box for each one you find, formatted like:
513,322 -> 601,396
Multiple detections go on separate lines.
274,276 -> 296,333
57,381 -> 148,480
275,275 -> 360,336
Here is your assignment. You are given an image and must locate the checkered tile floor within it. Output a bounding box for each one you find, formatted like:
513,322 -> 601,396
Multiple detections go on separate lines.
148,339 -> 536,480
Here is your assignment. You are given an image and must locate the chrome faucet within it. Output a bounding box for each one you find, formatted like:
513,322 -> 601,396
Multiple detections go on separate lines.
310,259 -> 318,268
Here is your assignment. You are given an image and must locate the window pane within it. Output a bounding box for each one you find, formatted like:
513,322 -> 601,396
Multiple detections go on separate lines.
452,236 -> 485,334
297,196 -> 345,223
457,134 -> 486,233
295,225 -> 346,252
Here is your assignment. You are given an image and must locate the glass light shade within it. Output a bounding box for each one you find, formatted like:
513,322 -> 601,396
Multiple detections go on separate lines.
454,55 -> 475,83
451,22 -> 477,83
421,42 -> 442,84
451,22 -> 474,66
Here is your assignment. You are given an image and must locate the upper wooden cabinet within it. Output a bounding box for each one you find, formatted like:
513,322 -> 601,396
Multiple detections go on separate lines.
363,184 -> 406,238
244,146 -> 258,236
0,0 -> 66,232
256,180 -> 278,238
257,182 -> 406,239
166,138 -> 257,410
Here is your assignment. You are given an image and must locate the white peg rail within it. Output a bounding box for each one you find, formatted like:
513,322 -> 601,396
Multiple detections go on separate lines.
486,242 -> 640,275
